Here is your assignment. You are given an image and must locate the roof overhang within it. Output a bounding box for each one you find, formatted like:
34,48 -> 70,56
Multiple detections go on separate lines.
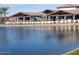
49,10 -> 74,15
57,4 -> 79,9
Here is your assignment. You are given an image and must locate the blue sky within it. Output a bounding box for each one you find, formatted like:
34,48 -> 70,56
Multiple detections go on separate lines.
0,4 -> 63,16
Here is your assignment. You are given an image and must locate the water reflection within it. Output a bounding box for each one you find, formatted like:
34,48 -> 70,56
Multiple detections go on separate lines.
37,26 -> 79,44
0,27 -> 9,52
0,26 -> 79,54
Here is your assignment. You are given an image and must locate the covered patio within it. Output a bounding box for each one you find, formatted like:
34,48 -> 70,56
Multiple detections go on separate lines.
9,12 -> 44,22
48,10 -> 79,21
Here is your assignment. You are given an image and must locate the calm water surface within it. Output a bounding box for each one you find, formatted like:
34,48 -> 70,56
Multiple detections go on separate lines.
0,25 -> 79,55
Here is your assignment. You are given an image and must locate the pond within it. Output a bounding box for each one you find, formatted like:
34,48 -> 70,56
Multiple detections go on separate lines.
0,25 -> 79,55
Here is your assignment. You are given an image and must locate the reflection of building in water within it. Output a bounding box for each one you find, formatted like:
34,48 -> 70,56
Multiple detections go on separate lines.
36,26 -> 79,44
54,26 -> 79,44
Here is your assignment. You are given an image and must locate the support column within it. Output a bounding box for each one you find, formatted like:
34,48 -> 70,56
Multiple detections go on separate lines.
18,17 -> 20,22
30,16 -> 31,21
64,15 -> 66,20
23,17 -> 25,22
45,15 -> 47,21
16,17 -> 18,22
56,16 -> 59,21
48,16 -> 51,21
73,15 -> 75,20
43,15 -> 45,21
55,16 -> 57,21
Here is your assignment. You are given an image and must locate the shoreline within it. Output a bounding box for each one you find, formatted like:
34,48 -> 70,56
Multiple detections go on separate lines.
0,23 -> 79,27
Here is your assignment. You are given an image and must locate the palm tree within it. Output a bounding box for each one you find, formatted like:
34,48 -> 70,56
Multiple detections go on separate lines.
2,7 -> 9,23
0,8 -> 4,23
42,9 -> 53,14
42,9 -> 53,21
0,7 -> 9,24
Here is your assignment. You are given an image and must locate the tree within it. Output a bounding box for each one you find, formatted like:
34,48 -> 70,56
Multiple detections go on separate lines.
0,7 -> 9,24
42,9 -> 53,21
42,9 -> 53,14
2,7 -> 8,21
0,8 -> 3,23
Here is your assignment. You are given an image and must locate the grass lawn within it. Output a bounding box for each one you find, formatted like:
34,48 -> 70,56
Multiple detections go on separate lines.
64,48 -> 79,55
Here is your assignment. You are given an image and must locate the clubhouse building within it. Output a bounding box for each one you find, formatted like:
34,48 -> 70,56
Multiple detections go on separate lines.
5,4 -> 79,24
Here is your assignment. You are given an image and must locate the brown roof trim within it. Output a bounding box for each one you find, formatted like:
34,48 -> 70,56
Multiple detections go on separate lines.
10,12 -> 30,17
10,12 -> 47,17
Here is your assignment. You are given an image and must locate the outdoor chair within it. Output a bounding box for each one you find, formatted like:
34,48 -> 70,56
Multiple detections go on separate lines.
5,22 -> 10,25
25,22 -> 28,24
16,22 -> 19,24
55,21 -> 59,24
77,20 -> 79,23
60,20 -> 64,24
64,20 -> 67,24
12,22 -> 16,24
73,20 -> 77,23
53,21 -> 56,24
67,19 -> 72,23
23,22 -> 26,24
48,21 -> 51,24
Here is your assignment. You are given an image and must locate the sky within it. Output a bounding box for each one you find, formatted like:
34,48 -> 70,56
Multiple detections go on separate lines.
0,4 -> 63,16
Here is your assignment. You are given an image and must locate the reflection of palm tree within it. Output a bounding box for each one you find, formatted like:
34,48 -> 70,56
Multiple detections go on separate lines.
0,27 -> 9,45
15,27 -> 31,40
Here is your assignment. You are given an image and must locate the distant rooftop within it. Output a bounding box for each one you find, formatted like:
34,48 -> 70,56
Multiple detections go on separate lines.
57,4 -> 79,9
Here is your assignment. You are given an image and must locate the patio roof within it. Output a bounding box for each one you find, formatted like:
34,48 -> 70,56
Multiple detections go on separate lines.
57,4 -> 79,9
49,9 -> 79,15
10,12 -> 46,17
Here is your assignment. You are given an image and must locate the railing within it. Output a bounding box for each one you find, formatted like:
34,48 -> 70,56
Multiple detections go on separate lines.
5,20 -> 79,25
